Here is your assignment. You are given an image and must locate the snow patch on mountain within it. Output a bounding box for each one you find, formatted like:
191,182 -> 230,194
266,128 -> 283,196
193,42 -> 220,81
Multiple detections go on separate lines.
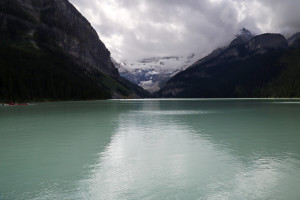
112,53 -> 198,92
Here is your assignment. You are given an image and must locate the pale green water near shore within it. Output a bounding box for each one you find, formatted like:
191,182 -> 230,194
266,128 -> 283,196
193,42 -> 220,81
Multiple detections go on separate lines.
0,99 -> 300,200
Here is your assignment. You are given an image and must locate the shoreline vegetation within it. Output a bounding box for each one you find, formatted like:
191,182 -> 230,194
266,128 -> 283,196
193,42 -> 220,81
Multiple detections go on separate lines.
1,98 -> 300,106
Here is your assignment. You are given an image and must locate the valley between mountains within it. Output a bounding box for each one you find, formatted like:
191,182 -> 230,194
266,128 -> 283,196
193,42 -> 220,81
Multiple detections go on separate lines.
1,0 -> 300,102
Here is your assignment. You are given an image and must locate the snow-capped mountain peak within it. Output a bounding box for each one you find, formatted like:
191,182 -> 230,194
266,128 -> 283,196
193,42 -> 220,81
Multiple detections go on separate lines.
113,53 -> 198,92
238,27 -> 253,37
230,28 -> 255,47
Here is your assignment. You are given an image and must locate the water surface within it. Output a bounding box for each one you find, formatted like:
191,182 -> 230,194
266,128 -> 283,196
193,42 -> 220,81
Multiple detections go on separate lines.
1,99 -> 300,200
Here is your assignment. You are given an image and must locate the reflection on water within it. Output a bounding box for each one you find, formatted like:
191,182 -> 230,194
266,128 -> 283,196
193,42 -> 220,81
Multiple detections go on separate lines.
0,100 -> 300,200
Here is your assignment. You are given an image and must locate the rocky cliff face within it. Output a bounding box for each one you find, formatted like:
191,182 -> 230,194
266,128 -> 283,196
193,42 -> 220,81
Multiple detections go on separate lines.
247,33 -> 288,54
1,0 -> 118,77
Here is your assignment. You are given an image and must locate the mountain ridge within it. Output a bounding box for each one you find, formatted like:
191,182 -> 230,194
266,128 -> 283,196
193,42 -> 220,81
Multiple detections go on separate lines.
157,29 -> 300,98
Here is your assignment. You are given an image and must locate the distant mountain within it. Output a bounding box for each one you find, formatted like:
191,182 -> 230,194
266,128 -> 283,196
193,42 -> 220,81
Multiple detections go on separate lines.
157,29 -> 300,98
114,54 -> 198,92
0,0 -> 148,102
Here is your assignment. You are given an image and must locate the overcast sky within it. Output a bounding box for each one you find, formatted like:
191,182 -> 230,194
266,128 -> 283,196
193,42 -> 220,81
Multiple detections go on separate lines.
69,0 -> 300,61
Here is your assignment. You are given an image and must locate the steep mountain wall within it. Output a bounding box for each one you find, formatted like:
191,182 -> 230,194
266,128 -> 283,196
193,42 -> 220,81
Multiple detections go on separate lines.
1,0 -> 118,77
0,0 -> 148,101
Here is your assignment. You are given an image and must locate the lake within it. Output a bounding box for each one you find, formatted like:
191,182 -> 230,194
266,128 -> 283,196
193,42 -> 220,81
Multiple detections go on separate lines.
0,99 -> 300,200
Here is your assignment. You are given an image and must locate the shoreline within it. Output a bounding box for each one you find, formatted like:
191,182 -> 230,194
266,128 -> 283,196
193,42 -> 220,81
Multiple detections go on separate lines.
2,97 -> 300,105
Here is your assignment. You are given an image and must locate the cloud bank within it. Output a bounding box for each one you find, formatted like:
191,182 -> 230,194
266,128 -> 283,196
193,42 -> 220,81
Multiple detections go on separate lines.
69,0 -> 300,60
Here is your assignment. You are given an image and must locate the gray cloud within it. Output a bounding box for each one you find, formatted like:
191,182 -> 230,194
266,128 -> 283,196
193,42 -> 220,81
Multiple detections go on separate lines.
258,0 -> 300,34
69,0 -> 300,60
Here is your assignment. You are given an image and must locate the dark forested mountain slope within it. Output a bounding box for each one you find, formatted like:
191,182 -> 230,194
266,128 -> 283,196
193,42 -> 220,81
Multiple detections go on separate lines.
0,0 -> 148,102
158,31 -> 300,98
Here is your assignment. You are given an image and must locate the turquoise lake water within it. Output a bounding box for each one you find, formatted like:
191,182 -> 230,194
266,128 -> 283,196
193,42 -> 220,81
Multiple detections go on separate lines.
0,99 -> 300,200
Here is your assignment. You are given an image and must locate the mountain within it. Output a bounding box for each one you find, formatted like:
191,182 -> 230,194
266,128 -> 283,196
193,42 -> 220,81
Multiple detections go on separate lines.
229,28 -> 254,47
114,54 -> 198,92
288,32 -> 300,48
157,29 -> 300,98
0,0 -> 148,102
